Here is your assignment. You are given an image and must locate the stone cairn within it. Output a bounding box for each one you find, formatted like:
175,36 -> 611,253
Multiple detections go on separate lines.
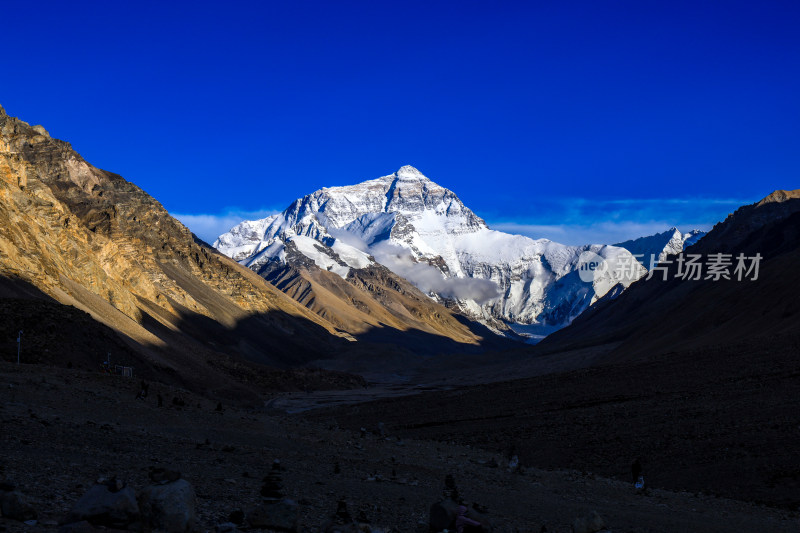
261,460 -> 284,501
443,473 -> 460,502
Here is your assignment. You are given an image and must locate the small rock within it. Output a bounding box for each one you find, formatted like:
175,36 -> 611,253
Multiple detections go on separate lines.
32,125 -> 50,137
572,511 -> 605,533
0,491 -> 38,522
139,479 -> 196,533
67,485 -> 138,528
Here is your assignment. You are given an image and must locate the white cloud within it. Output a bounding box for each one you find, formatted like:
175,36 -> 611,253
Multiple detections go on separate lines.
172,208 -> 280,244
368,241 -> 501,304
484,195 -> 752,245
489,221 -> 713,246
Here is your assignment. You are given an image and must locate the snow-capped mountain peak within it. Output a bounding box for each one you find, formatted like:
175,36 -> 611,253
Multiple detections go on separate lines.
215,166 -> 646,331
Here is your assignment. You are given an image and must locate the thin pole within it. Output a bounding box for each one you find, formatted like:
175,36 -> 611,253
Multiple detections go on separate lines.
16,330 -> 22,365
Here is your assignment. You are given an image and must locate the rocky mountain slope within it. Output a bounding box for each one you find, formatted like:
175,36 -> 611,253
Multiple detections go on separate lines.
257,258 -> 519,364
538,189 -> 800,360
615,227 -> 705,267
0,104 -> 366,399
216,166 -> 646,331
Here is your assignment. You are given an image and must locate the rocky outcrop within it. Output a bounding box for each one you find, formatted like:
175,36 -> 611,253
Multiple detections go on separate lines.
0,105 -> 353,396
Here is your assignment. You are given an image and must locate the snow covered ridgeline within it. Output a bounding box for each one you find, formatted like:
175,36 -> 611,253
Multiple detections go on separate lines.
214,166 -> 646,329
615,228 -> 706,268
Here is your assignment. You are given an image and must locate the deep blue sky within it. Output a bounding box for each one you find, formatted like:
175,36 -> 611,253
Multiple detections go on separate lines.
3,1 -> 798,244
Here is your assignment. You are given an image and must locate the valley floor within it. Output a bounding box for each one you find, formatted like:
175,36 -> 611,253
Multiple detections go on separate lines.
1,362 -> 798,532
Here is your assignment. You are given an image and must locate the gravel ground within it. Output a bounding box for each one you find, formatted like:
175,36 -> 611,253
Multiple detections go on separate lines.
1,362 -> 798,532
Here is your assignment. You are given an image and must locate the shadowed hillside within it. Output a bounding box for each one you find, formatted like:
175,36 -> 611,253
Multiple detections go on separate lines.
0,105 -> 374,397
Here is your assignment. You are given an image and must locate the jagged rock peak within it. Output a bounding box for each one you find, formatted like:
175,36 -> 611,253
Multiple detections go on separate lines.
757,189 -> 800,206
0,103 -> 5,116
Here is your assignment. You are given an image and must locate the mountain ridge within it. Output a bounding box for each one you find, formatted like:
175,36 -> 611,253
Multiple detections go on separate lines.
614,227 -> 706,267
537,189 -> 800,360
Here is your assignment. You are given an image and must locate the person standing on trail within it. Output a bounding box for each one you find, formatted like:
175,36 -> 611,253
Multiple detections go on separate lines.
631,457 -> 642,484
455,505 -> 482,533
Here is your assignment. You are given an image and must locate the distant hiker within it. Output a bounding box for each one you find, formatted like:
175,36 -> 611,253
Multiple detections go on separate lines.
631,457 -> 642,484
455,505 -> 482,533
136,380 -> 149,399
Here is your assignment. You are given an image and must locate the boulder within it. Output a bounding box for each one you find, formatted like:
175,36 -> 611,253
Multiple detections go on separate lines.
139,479 -> 196,532
429,499 -> 460,531
429,501 -> 491,532
247,499 -> 298,532
571,511 -> 605,533
67,484 -> 138,528
0,490 -> 38,521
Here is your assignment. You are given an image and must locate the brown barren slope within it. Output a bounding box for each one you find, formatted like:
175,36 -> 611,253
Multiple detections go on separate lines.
0,104 -> 363,399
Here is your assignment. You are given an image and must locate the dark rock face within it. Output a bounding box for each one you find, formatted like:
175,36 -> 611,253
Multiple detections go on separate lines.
66,484 -> 139,528
138,479 -> 197,533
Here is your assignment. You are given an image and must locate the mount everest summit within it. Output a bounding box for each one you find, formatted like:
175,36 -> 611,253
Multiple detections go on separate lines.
215,166 -> 650,333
